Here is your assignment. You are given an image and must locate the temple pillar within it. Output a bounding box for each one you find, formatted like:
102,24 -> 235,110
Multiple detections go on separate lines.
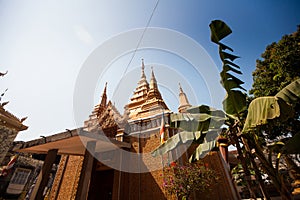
30,149 -> 58,200
75,141 -> 96,200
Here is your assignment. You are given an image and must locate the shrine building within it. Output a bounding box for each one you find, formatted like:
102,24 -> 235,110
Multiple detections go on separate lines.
17,60 -> 239,200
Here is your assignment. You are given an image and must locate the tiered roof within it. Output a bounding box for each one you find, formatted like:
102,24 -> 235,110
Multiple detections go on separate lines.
84,59 -> 193,134
84,83 -> 125,135
127,60 -> 169,120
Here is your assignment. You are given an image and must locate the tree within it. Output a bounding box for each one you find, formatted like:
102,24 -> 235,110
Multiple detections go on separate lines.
250,25 -> 300,98
250,25 -> 300,140
249,26 -> 300,197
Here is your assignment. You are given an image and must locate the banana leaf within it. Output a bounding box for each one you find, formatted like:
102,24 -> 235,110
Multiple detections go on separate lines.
189,131 -> 219,162
209,20 -> 232,44
151,105 -> 226,160
170,113 -> 226,132
151,130 -> 219,160
151,131 -> 202,157
242,79 -> 300,133
210,20 -> 247,119
275,79 -> 300,105
222,90 -> 247,118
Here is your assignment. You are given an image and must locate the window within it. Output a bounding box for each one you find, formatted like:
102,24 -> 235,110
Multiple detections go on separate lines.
10,168 -> 31,185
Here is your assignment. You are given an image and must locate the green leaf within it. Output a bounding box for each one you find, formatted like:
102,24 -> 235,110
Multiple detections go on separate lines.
222,90 -> 247,116
220,51 -> 240,61
220,72 -> 245,88
275,79 -> 300,105
242,97 -> 280,133
152,105 -> 225,158
189,131 -> 218,162
209,20 -> 232,44
219,42 -> 233,51
223,64 -> 242,75
186,105 -> 226,118
170,113 -> 226,132
223,80 -> 247,91
224,60 -> 240,69
242,97 -> 295,133
151,131 -> 202,157
186,104 -> 212,114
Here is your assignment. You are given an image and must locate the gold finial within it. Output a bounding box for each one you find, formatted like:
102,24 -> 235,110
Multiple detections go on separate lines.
151,66 -> 154,76
142,59 -> 145,70
103,82 -> 107,94
141,59 -> 146,78
179,83 -> 183,93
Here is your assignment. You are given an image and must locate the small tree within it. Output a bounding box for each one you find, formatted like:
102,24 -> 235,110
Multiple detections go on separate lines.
250,25 -> 300,140
162,161 -> 217,200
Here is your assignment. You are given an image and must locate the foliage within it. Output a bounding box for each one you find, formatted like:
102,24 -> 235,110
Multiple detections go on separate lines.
250,25 -> 300,97
153,20 -> 300,199
275,79 -> 300,105
244,79 -> 300,137
242,96 -> 294,133
151,105 -> 226,161
246,25 -> 300,196
162,161 -> 217,199
209,20 -> 247,120
210,20 -> 300,199
250,25 -> 300,140
231,163 -> 256,187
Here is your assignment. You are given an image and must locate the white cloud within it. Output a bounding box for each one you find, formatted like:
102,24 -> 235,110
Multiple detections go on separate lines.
73,25 -> 94,45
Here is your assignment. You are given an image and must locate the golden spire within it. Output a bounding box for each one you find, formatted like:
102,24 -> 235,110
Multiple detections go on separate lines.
144,66 -> 166,106
178,83 -> 191,113
100,82 -> 107,107
179,83 -> 184,93
149,66 -> 158,89
93,82 -> 108,117
127,59 -> 150,118
127,62 -> 169,119
138,59 -> 148,85
141,59 -> 146,79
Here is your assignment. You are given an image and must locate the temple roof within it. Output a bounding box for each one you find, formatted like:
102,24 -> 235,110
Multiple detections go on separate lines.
0,105 -> 28,131
16,128 -> 130,155
127,59 -> 149,113
84,84 -> 128,134
127,60 -> 169,120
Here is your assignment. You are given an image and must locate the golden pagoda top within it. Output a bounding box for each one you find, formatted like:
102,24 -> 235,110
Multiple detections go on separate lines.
178,83 -> 192,113
127,60 -> 169,120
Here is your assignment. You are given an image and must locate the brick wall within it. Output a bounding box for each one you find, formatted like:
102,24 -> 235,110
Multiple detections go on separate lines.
49,155 -> 83,200
124,130 -> 170,200
125,129 -> 239,200
0,125 -> 18,165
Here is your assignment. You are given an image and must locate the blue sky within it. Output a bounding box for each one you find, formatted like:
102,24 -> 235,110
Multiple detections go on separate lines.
0,0 -> 299,141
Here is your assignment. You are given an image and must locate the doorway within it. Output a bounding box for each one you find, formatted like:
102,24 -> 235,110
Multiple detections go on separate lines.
88,169 -> 114,200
